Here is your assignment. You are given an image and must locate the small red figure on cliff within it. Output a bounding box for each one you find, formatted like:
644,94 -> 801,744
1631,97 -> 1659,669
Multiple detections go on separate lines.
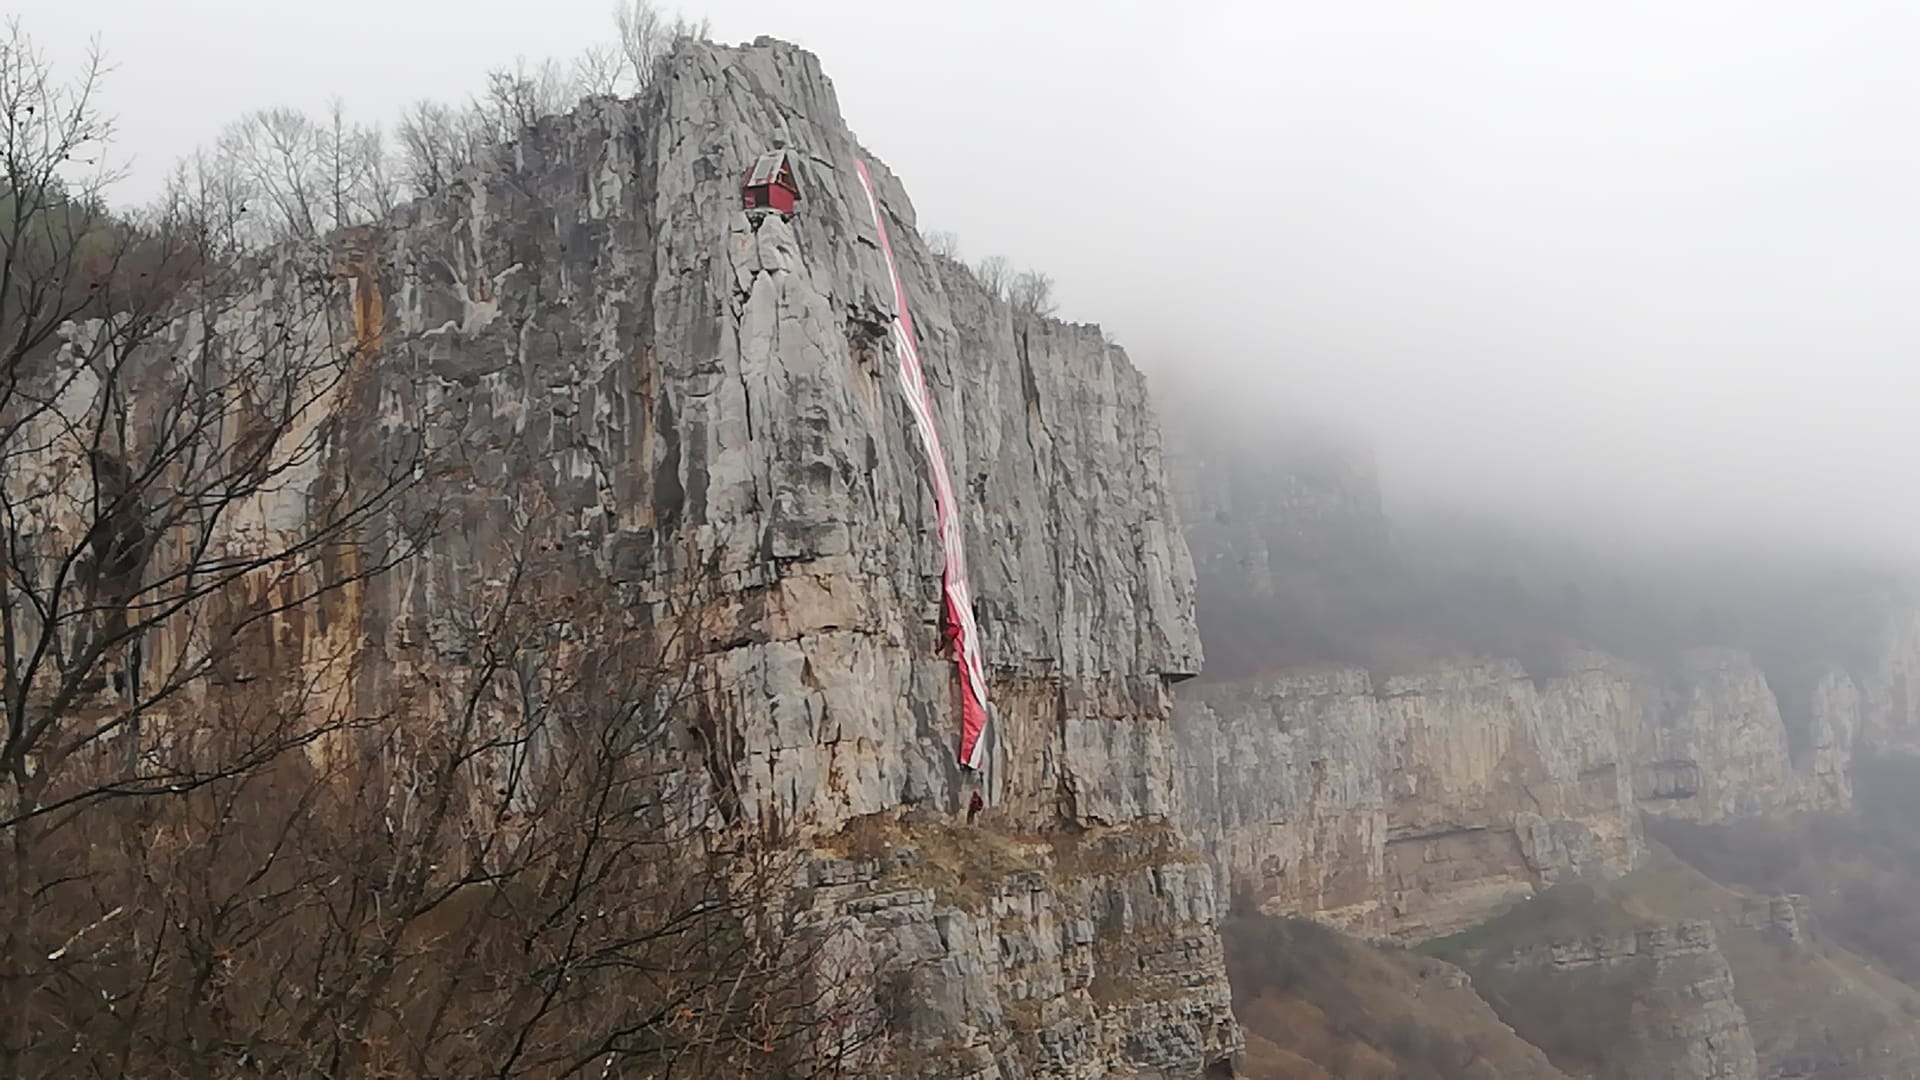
967,788 -> 984,824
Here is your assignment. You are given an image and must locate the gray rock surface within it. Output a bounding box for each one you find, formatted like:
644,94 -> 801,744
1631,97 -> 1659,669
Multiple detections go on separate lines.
1173,640 -> 1886,941
1482,922 -> 1762,1080
62,36 -> 1233,1079
806,826 -> 1236,1078
1176,658 -> 1647,940
444,38 -> 1225,1073
1165,414 -> 1908,944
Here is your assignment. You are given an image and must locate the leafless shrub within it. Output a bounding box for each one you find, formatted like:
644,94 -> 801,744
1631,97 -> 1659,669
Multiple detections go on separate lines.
7,520 -> 883,1074
574,43 -> 629,98
396,98 -> 489,198
393,55 -> 576,201
0,24 -> 426,1073
1009,269 -> 1058,318
477,56 -> 579,142
1,24 -> 879,1077
924,230 -> 961,259
973,254 -> 1011,299
210,101 -> 396,245
615,0 -> 711,91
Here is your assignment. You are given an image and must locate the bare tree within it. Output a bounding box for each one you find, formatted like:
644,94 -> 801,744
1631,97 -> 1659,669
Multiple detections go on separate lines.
574,44 -> 628,98
214,107 -> 324,244
156,146 -> 252,263
194,7 -> 709,215
395,56 -> 596,198
474,57 -> 578,145
0,19 -> 121,375
924,230 -> 961,260
7,490 -> 883,1075
2,24 -> 885,1078
0,24 -> 426,1072
321,98 -> 397,227
973,254 -> 1011,300
615,0 -> 711,92
1009,269 -> 1058,318
208,102 -> 396,246
396,99 -> 484,197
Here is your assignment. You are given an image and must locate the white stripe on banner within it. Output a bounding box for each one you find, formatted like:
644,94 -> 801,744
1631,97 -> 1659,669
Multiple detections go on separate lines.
854,159 -> 992,772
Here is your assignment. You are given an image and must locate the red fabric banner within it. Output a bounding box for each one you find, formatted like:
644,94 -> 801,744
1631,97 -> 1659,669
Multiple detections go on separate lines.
854,159 -> 991,771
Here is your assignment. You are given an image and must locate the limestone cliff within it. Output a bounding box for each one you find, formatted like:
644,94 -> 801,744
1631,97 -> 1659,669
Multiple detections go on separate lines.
1173,606 -> 1896,942
64,37 -> 1233,1078
1474,920 -> 1761,1080
363,39 -> 1202,836
1166,420 -> 1906,942
1432,847 -> 1920,1080
407,39 -> 1230,1075
1175,658 -> 1644,939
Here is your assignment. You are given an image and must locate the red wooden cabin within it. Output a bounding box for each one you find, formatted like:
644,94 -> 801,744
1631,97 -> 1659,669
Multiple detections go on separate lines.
742,149 -> 801,217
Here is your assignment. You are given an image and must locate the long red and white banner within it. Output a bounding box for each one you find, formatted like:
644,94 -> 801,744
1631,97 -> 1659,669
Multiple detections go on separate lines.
854,159 -> 991,771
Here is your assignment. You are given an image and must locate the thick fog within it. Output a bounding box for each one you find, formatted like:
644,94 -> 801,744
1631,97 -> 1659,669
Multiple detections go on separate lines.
19,0 -> 1920,562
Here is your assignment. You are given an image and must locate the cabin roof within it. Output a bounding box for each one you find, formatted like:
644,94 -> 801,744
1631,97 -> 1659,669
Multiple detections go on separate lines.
745,149 -> 797,189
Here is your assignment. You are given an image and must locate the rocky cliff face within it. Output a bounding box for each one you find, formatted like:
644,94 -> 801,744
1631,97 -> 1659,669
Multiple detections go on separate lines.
412,39 -> 1232,1075
364,39 -> 1201,838
1175,628 -> 1893,940
1860,608 -> 1920,756
1166,425 -> 1905,943
812,823 -> 1235,1077
70,37 -> 1233,1078
1176,657 -> 1645,939
1476,921 -> 1761,1080
1435,847 -> 1920,1080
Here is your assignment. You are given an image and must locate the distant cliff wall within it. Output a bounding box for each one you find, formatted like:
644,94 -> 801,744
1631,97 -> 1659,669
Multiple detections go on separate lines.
1166,418 -> 1902,942
1477,921 -> 1761,1080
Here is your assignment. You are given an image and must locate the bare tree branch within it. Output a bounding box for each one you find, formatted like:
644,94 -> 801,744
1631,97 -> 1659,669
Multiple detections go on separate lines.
1009,269 -> 1057,318
613,1 -> 710,92
3,19 -> 892,1080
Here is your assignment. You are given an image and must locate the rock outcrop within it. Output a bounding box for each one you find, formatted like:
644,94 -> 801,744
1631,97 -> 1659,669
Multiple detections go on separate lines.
1630,650 -> 1810,821
398,39 -> 1230,1074
377,38 -> 1202,838
1453,849 -> 1920,1080
1165,417 -> 1904,942
811,824 -> 1236,1078
1174,634 -> 1883,940
1725,893 -> 1811,945
1176,658 -> 1646,939
40,36 -> 1234,1078
1478,921 -> 1761,1080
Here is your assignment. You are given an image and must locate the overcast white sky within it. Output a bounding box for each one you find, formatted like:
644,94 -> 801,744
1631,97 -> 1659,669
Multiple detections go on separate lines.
16,1 -> 1920,560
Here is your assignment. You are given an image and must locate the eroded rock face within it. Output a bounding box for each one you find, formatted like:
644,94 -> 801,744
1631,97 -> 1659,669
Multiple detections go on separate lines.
1176,659 -> 1645,940
1726,893 -> 1811,945
1631,650 -> 1805,821
1166,418 -> 1898,942
809,826 -> 1236,1079
98,36 -> 1232,1078
1174,644 -> 1883,939
351,39 -> 1202,837
1861,608 -> 1920,754
1481,922 -> 1761,1080
1173,669 -> 1387,931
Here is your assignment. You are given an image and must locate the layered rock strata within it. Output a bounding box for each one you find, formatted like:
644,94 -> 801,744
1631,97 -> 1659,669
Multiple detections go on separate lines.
1173,644 -> 1884,939
1478,922 -> 1761,1080
33,36 -> 1235,1078
394,38 -> 1231,1074
1164,417 -> 1915,943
